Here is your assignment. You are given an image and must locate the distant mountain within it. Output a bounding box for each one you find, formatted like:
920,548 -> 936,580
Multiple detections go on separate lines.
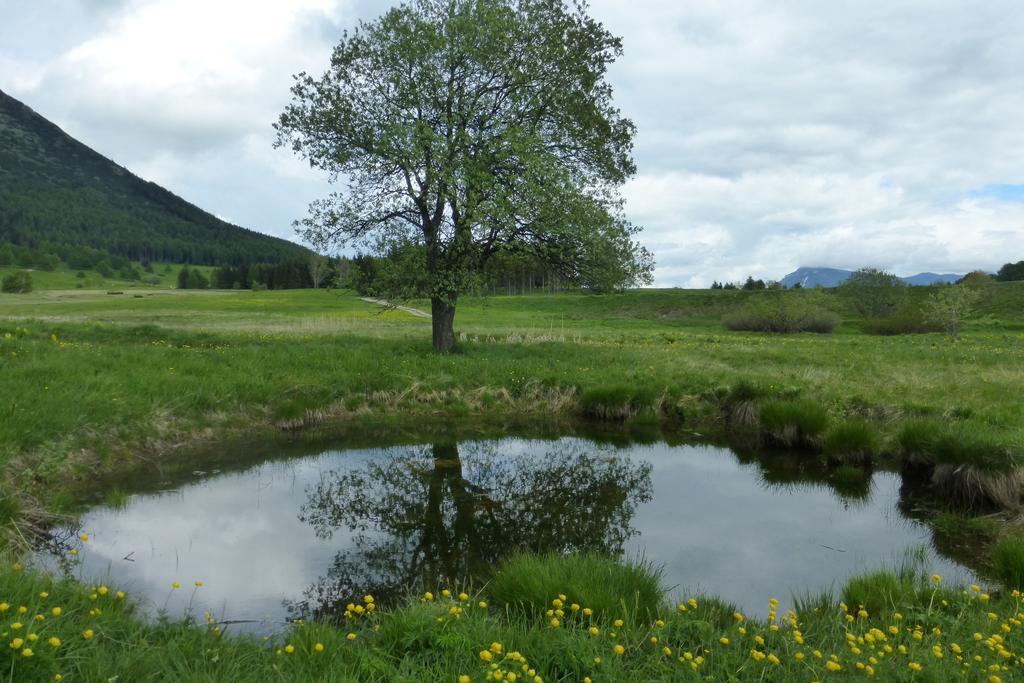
0,89 -> 309,266
780,267 -> 966,288
780,267 -> 855,288
901,272 -> 963,286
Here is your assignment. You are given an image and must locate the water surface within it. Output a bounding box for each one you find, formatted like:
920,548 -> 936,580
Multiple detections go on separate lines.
41,438 -> 971,630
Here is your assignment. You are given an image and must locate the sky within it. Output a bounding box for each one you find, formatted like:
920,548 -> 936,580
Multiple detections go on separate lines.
1,0 -> 1022,287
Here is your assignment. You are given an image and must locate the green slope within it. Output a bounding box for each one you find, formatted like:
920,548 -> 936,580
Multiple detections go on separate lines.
0,89 -> 309,266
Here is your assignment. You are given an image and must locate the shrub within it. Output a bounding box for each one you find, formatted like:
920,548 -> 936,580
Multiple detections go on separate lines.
823,419 -> 880,463
838,267 -> 907,318
992,536 -> 1024,589
581,385 -> 659,421
759,399 -> 829,447
1,270 -> 32,294
723,292 -> 839,333
861,306 -> 940,335
924,285 -> 981,339
488,553 -> 664,623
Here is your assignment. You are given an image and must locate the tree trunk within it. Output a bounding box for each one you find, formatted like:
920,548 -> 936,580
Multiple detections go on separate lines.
431,296 -> 457,353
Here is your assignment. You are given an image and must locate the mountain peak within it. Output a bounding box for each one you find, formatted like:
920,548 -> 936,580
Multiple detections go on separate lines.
0,89 -> 309,266
780,267 -> 965,288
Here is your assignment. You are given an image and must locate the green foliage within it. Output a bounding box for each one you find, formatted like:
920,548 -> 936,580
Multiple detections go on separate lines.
991,536 -> 1024,589
759,399 -> 829,446
838,267 -> 907,318
823,419 -> 880,460
995,260 -> 1024,282
489,553 -> 664,622
924,284 -> 982,338
0,270 -> 32,293
275,0 -> 649,350
723,291 -> 840,333
0,91 -> 308,267
959,270 -> 995,285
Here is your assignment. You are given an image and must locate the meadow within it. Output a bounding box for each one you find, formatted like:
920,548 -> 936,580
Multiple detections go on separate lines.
2,280 -> 1024,680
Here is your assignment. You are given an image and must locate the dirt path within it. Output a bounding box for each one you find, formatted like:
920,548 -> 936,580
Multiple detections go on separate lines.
359,297 -> 431,318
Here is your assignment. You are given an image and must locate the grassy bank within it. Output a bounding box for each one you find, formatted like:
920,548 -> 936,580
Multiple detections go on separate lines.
2,286 -> 1023,517
2,553 -> 1022,681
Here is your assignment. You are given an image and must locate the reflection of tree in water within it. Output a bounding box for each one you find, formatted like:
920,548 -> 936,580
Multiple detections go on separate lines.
289,440 -> 653,622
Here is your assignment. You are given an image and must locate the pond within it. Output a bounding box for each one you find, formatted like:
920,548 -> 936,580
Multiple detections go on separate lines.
39,437 -> 972,632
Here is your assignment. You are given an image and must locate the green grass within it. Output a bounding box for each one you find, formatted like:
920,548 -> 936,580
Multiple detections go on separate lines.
488,553 -> 664,622
992,536 -> 1024,590
1,554 -> 1023,681
758,399 -> 830,447
0,261 -> 214,291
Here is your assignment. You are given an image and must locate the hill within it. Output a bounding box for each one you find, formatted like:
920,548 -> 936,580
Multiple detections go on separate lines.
781,266 -> 964,288
0,89 -> 309,266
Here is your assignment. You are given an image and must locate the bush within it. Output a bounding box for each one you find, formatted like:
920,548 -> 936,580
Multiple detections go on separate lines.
838,267 -> 907,318
759,399 -> 829,447
861,306 -> 940,335
924,285 -> 981,338
823,419 -> 880,463
992,537 -> 1024,590
1,271 -> 32,294
723,292 -> 839,333
488,553 -> 664,623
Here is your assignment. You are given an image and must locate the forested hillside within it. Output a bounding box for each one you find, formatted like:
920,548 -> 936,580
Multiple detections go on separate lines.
0,89 -> 308,266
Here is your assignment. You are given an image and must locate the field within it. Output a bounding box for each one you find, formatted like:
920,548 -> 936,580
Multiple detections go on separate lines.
2,284 -> 1023,502
2,282 -> 1024,680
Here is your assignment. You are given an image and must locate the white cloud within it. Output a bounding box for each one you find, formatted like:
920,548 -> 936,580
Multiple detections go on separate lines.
2,0 -> 1023,283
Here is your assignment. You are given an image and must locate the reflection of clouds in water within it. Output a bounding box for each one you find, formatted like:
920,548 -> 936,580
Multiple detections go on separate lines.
63,452 -> 374,624
629,444 -> 972,616
46,437 -> 974,630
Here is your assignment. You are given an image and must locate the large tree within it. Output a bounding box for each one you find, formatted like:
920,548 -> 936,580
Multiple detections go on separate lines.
275,0 -> 652,352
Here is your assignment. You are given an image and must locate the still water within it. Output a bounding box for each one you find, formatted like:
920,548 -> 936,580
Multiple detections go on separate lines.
40,438 -> 971,630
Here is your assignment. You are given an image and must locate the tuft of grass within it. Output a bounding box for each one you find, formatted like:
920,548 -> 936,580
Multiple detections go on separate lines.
488,553 -> 664,622
823,419 -> 880,463
841,571 -> 918,618
931,465 -> 1024,510
898,419 -> 941,458
930,425 -> 1021,472
580,385 -> 660,421
991,536 -> 1024,589
758,399 -> 829,447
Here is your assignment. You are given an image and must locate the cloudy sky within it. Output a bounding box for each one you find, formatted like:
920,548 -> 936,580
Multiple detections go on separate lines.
2,0 -> 1022,286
